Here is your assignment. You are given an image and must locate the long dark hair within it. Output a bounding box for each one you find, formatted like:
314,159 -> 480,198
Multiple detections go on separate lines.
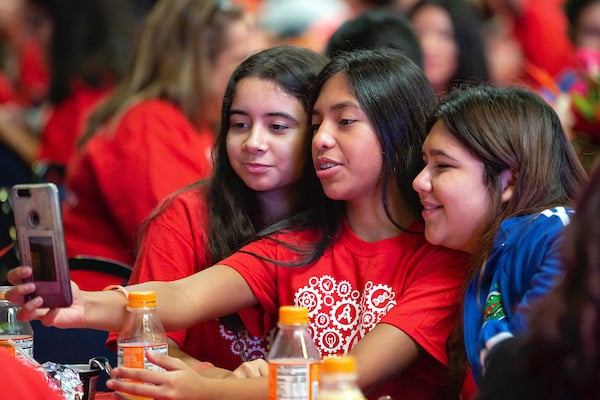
136,45 -> 328,338
304,49 -> 437,261
30,0 -> 140,105
207,45 -> 328,263
408,0 -> 489,94
325,9 -> 423,68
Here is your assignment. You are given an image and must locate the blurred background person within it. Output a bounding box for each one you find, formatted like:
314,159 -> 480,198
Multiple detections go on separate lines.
0,0 -> 52,177
408,0 -> 490,97
475,0 -> 576,86
0,0 -> 53,283
0,0 -> 150,284
325,9 -> 423,68
61,0 -> 263,273
561,0 -> 600,171
33,0 -> 145,179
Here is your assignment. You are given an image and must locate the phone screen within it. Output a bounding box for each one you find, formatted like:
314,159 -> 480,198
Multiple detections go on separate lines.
29,236 -> 58,282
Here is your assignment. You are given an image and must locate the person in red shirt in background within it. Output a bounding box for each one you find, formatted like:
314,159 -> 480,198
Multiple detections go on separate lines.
476,0 -> 576,86
0,0 -> 51,107
33,0 -> 146,177
0,0 -> 50,167
0,0 -> 144,179
62,0 -> 263,270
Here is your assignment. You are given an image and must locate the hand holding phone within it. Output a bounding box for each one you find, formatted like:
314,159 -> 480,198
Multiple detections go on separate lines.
10,183 -> 72,307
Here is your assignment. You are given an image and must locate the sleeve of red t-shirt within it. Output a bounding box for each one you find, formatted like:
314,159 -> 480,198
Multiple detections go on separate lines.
219,231 -> 315,337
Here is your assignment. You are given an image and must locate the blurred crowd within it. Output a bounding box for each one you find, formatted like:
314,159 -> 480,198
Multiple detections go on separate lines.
0,1 -> 599,400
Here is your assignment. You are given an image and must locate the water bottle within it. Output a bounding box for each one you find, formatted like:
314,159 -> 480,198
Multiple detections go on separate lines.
117,291 -> 168,400
0,285 -> 34,363
317,355 -> 366,400
268,305 -> 321,400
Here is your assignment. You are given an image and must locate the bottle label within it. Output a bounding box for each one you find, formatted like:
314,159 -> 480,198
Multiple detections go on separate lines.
268,361 -> 320,400
117,343 -> 168,370
0,336 -> 34,361
117,343 -> 168,400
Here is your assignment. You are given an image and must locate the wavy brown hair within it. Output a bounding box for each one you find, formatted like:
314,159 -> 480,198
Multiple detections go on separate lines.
79,0 -> 244,145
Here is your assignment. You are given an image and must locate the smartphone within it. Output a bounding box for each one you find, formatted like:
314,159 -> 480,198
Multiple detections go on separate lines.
10,183 -> 72,307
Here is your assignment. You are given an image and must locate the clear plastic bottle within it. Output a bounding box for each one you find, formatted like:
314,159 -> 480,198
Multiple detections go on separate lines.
0,285 -> 34,362
268,305 -> 321,400
317,355 -> 366,400
117,291 -> 168,400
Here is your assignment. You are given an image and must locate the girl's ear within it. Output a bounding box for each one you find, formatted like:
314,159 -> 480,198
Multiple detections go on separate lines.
500,169 -> 516,203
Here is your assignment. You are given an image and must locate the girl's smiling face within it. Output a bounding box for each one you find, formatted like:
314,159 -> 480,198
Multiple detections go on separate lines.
412,120 -> 492,253
226,77 -> 307,193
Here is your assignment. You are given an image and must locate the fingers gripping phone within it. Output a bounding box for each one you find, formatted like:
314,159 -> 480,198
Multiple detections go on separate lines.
10,183 -> 72,307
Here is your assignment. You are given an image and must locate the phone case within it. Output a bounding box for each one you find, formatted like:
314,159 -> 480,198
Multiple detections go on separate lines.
10,183 -> 72,307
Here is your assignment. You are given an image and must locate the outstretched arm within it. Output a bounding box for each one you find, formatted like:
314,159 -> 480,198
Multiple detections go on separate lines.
6,264 -> 257,333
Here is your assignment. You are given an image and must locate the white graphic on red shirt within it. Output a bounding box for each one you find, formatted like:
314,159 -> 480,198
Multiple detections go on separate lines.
294,275 -> 397,355
219,325 -> 273,361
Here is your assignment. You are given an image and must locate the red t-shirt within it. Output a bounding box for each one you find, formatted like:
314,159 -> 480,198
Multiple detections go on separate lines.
222,221 -> 469,400
16,38 -> 49,105
62,99 -> 213,267
107,186 -> 272,368
0,349 -> 62,399
38,84 -> 111,166
0,71 -> 16,104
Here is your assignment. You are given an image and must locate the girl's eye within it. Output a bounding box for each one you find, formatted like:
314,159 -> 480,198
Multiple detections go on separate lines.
339,119 -> 355,126
230,121 -> 249,130
270,123 -> 289,132
435,163 -> 450,169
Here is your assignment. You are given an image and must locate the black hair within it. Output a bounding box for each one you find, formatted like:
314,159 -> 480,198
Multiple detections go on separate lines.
325,9 -> 424,67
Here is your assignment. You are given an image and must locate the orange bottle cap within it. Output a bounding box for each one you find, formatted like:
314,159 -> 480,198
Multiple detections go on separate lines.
127,291 -> 157,308
279,305 -> 309,325
321,355 -> 357,374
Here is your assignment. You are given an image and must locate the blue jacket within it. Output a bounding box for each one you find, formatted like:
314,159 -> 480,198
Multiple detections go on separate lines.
463,207 -> 572,383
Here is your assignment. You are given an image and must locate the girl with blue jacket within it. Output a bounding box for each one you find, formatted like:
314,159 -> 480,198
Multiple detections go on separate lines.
413,85 -> 588,396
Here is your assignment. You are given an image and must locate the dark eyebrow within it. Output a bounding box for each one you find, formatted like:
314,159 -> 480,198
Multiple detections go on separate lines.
312,101 -> 360,117
265,111 -> 298,122
230,109 -> 299,125
331,101 -> 360,112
